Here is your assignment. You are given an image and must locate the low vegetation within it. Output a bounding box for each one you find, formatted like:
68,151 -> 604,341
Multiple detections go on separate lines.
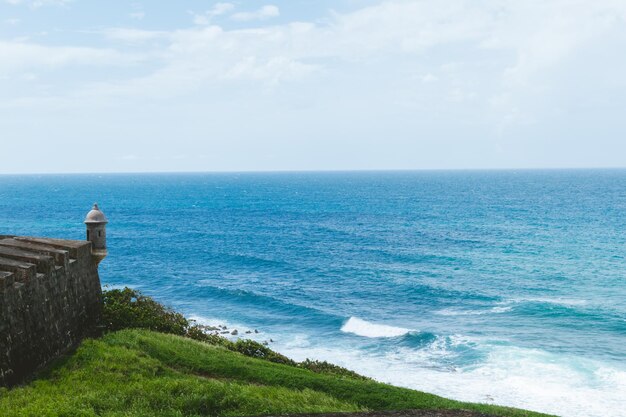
102,287 -> 368,380
0,288 -> 555,417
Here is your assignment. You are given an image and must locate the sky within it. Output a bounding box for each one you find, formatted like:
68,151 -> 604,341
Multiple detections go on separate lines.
1,0 -> 625,174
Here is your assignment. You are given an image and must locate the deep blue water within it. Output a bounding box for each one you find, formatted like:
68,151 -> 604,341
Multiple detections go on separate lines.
1,170 -> 625,417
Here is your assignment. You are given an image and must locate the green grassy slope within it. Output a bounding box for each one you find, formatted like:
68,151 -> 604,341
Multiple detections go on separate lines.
0,330 -> 554,417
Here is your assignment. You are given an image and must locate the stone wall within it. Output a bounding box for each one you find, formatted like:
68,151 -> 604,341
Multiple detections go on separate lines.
0,236 -> 102,386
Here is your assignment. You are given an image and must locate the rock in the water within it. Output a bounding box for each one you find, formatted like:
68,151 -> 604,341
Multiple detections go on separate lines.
231,330 -> 239,336
245,330 -> 252,334
254,329 -> 259,334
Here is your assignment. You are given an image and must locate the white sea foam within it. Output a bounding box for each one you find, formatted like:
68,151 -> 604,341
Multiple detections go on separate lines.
340,317 -> 412,338
188,314 -> 239,329
187,315 -> 263,340
271,332 -> 626,417
509,297 -> 589,307
189,313 -> 626,417
491,306 -> 513,313
102,284 -> 136,290
435,306 -> 513,316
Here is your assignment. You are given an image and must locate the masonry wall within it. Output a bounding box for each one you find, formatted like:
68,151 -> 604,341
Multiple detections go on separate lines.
0,236 -> 102,386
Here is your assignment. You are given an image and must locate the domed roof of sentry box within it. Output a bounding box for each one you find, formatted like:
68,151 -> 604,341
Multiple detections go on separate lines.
84,203 -> 108,224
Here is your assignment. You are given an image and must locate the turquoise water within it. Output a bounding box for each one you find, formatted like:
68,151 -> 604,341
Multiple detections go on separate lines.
1,170 -> 625,416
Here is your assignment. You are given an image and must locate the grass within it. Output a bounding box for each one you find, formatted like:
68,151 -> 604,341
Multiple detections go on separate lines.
0,329 -> 555,417
100,287 -> 368,380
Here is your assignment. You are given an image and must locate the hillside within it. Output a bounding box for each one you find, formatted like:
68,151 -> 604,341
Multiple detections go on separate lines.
0,329 -> 554,417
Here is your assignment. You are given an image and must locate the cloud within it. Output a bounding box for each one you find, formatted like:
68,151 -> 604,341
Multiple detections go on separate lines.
224,55 -> 317,82
231,5 -> 279,22
4,0 -> 626,127
119,154 -> 140,161
103,28 -> 165,43
7,1 -> 626,88
421,73 -> 438,83
129,11 -> 145,20
192,2 -> 235,25
4,0 -> 71,8
0,40 -> 133,74
2,0 -> 626,173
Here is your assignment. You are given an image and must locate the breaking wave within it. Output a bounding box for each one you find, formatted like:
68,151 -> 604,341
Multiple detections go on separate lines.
341,317 -> 413,338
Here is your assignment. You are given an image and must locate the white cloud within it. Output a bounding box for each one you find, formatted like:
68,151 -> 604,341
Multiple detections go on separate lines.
4,0 -> 626,132
129,11 -> 145,20
0,40 -> 133,74
4,18 -> 21,25
231,5 -> 279,22
6,0 -> 626,91
224,55 -> 317,83
421,73 -> 438,83
4,0 -> 71,8
16,1 -> 626,100
192,2 -> 235,25
2,1 -> 626,173
103,28 -> 165,43
211,2 -> 235,15
119,154 -> 140,161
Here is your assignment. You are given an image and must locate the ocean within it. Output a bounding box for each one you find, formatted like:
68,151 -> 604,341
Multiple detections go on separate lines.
0,170 -> 624,417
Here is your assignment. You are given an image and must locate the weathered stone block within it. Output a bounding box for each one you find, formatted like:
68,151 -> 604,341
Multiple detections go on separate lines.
0,236 -> 102,387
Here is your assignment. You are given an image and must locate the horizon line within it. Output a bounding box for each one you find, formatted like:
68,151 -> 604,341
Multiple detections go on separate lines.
0,166 -> 625,176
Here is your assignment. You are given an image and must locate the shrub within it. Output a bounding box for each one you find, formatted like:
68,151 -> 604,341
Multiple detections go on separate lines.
101,287 -> 368,380
232,339 -> 296,366
101,287 -> 189,335
298,359 -> 370,381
